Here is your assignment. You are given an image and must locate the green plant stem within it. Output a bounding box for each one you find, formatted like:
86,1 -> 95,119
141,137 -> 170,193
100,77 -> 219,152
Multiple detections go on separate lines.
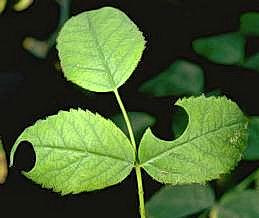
114,89 -> 137,152
135,165 -> 146,218
113,89 -> 146,218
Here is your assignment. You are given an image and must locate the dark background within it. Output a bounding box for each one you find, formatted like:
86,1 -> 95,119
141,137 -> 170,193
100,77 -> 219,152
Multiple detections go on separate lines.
0,0 -> 259,217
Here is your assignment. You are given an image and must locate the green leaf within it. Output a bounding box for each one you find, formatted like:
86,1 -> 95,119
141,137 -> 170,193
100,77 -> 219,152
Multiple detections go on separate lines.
13,0 -> 33,11
0,0 -> 6,13
57,7 -> 145,92
243,117 -> 259,160
10,109 -> 135,195
111,112 -> 156,144
192,32 -> 246,65
242,53 -> 259,72
240,12 -> 259,36
139,59 -> 204,97
146,184 -> 215,218
215,190 -> 259,218
138,95 -> 248,184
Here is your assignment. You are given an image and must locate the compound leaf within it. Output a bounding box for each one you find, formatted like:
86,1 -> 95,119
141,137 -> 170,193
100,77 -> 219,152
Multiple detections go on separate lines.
10,109 -> 135,195
243,117 -> 259,160
240,12 -> 259,36
215,190 -> 259,218
111,112 -> 156,144
138,96 -> 248,184
146,184 -> 215,218
192,32 -> 245,65
139,59 -> 204,97
57,7 -> 145,92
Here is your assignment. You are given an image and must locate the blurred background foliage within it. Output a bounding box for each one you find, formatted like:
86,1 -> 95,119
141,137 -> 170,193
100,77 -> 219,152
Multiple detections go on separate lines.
0,1 -> 259,218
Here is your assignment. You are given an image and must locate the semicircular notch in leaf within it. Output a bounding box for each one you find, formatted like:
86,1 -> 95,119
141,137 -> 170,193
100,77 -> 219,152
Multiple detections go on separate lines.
192,32 -> 245,65
240,12 -> 259,37
57,7 -> 145,92
138,95 -> 248,184
139,59 -> 204,97
10,109 -> 135,195
146,184 -> 215,218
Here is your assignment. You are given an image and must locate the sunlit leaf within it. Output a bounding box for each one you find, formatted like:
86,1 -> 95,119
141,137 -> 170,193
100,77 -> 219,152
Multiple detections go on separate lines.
146,184 -> 215,218
139,59 -> 204,97
240,12 -> 259,36
10,109 -> 135,195
111,112 -> 156,143
139,96 -> 248,184
243,117 -> 259,160
57,7 -> 145,92
13,0 -> 33,11
193,32 -> 246,65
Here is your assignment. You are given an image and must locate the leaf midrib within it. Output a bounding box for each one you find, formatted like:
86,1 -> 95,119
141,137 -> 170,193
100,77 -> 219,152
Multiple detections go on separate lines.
140,121 -> 244,166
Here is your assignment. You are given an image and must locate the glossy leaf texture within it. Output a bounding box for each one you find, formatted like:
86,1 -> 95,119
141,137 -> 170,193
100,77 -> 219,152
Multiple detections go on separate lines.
240,12 -> 259,36
243,117 -> 259,160
139,59 -> 204,97
192,32 -> 245,65
0,0 -> 6,13
138,95 -> 248,185
0,138 -> 8,184
215,190 -> 259,218
111,112 -> 156,144
57,7 -> 145,92
146,184 -> 215,218
242,53 -> 259,72
13,0 -> 33,11
10,109 -> 135,195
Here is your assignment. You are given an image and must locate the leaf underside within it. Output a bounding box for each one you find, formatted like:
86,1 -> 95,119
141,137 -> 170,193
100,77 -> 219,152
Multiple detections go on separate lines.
138,95 -> 248,185
10,109 -> 135,195
57,7 -> 145,92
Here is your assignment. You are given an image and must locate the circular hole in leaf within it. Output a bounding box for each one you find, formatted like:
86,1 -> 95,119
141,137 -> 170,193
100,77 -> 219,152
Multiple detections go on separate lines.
12,141 -> 36,172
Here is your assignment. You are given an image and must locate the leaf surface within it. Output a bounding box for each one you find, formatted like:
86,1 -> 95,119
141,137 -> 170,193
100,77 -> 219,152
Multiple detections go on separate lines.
57,7 -> 145,92
242,53 -> 259,72
244,117 -> 259,160
146,184 -> 215,218
139,59 -> 204,97
240,12 -> 259,36
138,96 -> 248,184
216,190 -> 259,218
192,32 -> 245,65
10,109 -> 135,195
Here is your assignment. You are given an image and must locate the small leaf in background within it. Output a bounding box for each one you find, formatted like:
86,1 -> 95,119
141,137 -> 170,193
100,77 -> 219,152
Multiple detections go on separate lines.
243,117 -> 259,160
192,32 -> 246,65
57,7 -> 145,92
0,138 -> 8,184
215,190 -> 259,218
242,52 -> 259,72
138,95 -> 248,185
240,12 -> 259,36
171,106 -> 188,139
23,37 -> 49,59
146,184 -> 215,218
10,109 -> 135,195
0,0 -> 6,13
13,0 -> 33,11
139,59 -> 204,97
111,112 -> 156,144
